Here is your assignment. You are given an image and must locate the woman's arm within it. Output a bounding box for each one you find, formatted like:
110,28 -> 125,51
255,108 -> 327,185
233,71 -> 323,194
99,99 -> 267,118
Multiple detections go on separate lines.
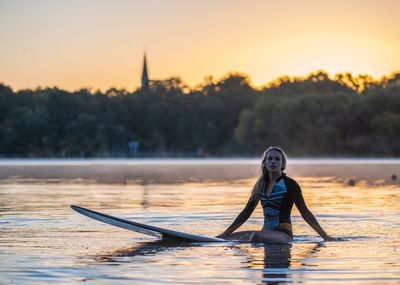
216,180 -> 261,238
216,197 -> 258,238
295,194 -> 336,241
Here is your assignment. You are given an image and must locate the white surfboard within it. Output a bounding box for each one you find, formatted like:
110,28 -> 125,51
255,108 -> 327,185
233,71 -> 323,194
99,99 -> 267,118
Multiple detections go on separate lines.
71,205 -> 224,242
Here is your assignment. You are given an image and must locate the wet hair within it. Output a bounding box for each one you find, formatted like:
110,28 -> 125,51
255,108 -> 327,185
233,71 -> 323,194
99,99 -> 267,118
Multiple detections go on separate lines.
248,146 -> 288,203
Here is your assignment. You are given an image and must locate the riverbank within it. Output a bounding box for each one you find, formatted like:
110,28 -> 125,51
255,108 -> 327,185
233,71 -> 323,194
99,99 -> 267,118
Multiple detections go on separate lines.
0,158 -> 398,185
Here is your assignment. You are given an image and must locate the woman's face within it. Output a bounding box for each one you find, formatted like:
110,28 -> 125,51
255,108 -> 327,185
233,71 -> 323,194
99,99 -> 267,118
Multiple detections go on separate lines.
265,150 -> 283,173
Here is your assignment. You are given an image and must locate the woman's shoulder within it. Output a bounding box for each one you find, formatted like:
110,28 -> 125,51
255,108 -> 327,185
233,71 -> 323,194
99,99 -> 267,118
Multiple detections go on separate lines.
282,174 -> 297,183
254,176 -> 265,185
282,174 -> 301,191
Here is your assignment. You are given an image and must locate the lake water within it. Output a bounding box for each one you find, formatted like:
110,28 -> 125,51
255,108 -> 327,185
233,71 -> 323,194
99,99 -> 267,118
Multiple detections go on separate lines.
0,159 -> 399,284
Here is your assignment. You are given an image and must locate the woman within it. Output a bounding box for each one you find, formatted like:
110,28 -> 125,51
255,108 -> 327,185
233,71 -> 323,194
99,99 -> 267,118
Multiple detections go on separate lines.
216,146 -> 336,242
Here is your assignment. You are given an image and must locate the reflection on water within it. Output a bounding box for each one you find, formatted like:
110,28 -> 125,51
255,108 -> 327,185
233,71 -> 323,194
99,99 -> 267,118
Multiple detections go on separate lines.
243,243 -> 293,284
0,160 -> 399,284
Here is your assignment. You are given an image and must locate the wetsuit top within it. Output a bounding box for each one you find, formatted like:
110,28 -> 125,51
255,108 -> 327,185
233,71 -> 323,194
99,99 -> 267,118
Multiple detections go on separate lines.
224,174 -> 308,238
260,174 -> 303,237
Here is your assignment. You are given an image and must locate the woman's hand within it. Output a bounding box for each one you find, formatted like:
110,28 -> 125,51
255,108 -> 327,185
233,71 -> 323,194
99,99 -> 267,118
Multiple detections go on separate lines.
216,232 -> 228,239
323,234 -> 339,241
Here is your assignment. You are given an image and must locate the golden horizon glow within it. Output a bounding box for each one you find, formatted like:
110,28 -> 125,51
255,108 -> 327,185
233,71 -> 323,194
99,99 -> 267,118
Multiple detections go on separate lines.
0,0 -> 399,92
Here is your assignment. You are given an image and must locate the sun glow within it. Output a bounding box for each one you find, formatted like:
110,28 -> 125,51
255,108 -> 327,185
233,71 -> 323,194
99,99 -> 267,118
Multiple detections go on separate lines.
0,0 -> 399,91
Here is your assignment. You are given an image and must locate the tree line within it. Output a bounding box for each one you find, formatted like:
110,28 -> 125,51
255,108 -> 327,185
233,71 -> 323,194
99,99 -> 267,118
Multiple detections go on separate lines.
0,70 -> 399,157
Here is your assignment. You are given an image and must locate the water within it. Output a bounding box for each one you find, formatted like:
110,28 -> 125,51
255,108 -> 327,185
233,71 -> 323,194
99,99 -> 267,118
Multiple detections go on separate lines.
0,159 -> 399,284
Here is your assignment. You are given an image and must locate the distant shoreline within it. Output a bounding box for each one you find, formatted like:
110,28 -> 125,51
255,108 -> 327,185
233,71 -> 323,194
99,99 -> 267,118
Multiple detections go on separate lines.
0,157 -> 400,165
0,158 -> 398,186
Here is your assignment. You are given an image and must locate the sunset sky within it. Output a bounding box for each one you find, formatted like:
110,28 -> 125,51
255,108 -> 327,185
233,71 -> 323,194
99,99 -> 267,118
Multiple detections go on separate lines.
1,0 -> 399,91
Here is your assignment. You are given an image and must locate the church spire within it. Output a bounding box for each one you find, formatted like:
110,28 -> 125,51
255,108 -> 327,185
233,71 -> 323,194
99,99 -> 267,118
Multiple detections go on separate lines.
141,53 -> 149,90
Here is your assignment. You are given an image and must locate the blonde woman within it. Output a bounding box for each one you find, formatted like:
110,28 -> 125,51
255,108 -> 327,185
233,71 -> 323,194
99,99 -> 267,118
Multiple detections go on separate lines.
217,146 -> 336,242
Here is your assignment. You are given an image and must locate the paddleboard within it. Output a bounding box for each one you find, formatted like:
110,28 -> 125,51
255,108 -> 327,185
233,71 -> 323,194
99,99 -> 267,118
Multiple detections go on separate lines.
71,205 -> 224,243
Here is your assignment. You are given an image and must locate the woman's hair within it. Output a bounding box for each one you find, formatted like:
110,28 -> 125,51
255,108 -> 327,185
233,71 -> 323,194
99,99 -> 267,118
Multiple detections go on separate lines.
249,146 -> 288,204
261,146 -> 287,180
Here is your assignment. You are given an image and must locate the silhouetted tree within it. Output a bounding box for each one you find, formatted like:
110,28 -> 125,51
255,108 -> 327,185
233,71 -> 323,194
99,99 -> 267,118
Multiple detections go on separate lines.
0,71 -> 399,157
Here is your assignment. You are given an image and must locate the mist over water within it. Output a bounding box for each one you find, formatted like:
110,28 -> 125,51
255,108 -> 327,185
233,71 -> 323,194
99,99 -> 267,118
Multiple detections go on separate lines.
0,159 -> 399,284
1,158 -> 399,185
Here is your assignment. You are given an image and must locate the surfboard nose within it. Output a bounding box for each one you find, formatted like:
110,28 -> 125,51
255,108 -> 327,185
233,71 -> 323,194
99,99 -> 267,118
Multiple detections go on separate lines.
70,205 -> 225,243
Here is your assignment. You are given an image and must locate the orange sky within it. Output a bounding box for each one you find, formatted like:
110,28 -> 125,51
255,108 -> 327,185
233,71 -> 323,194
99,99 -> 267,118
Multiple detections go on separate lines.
0,0 -> 399,91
